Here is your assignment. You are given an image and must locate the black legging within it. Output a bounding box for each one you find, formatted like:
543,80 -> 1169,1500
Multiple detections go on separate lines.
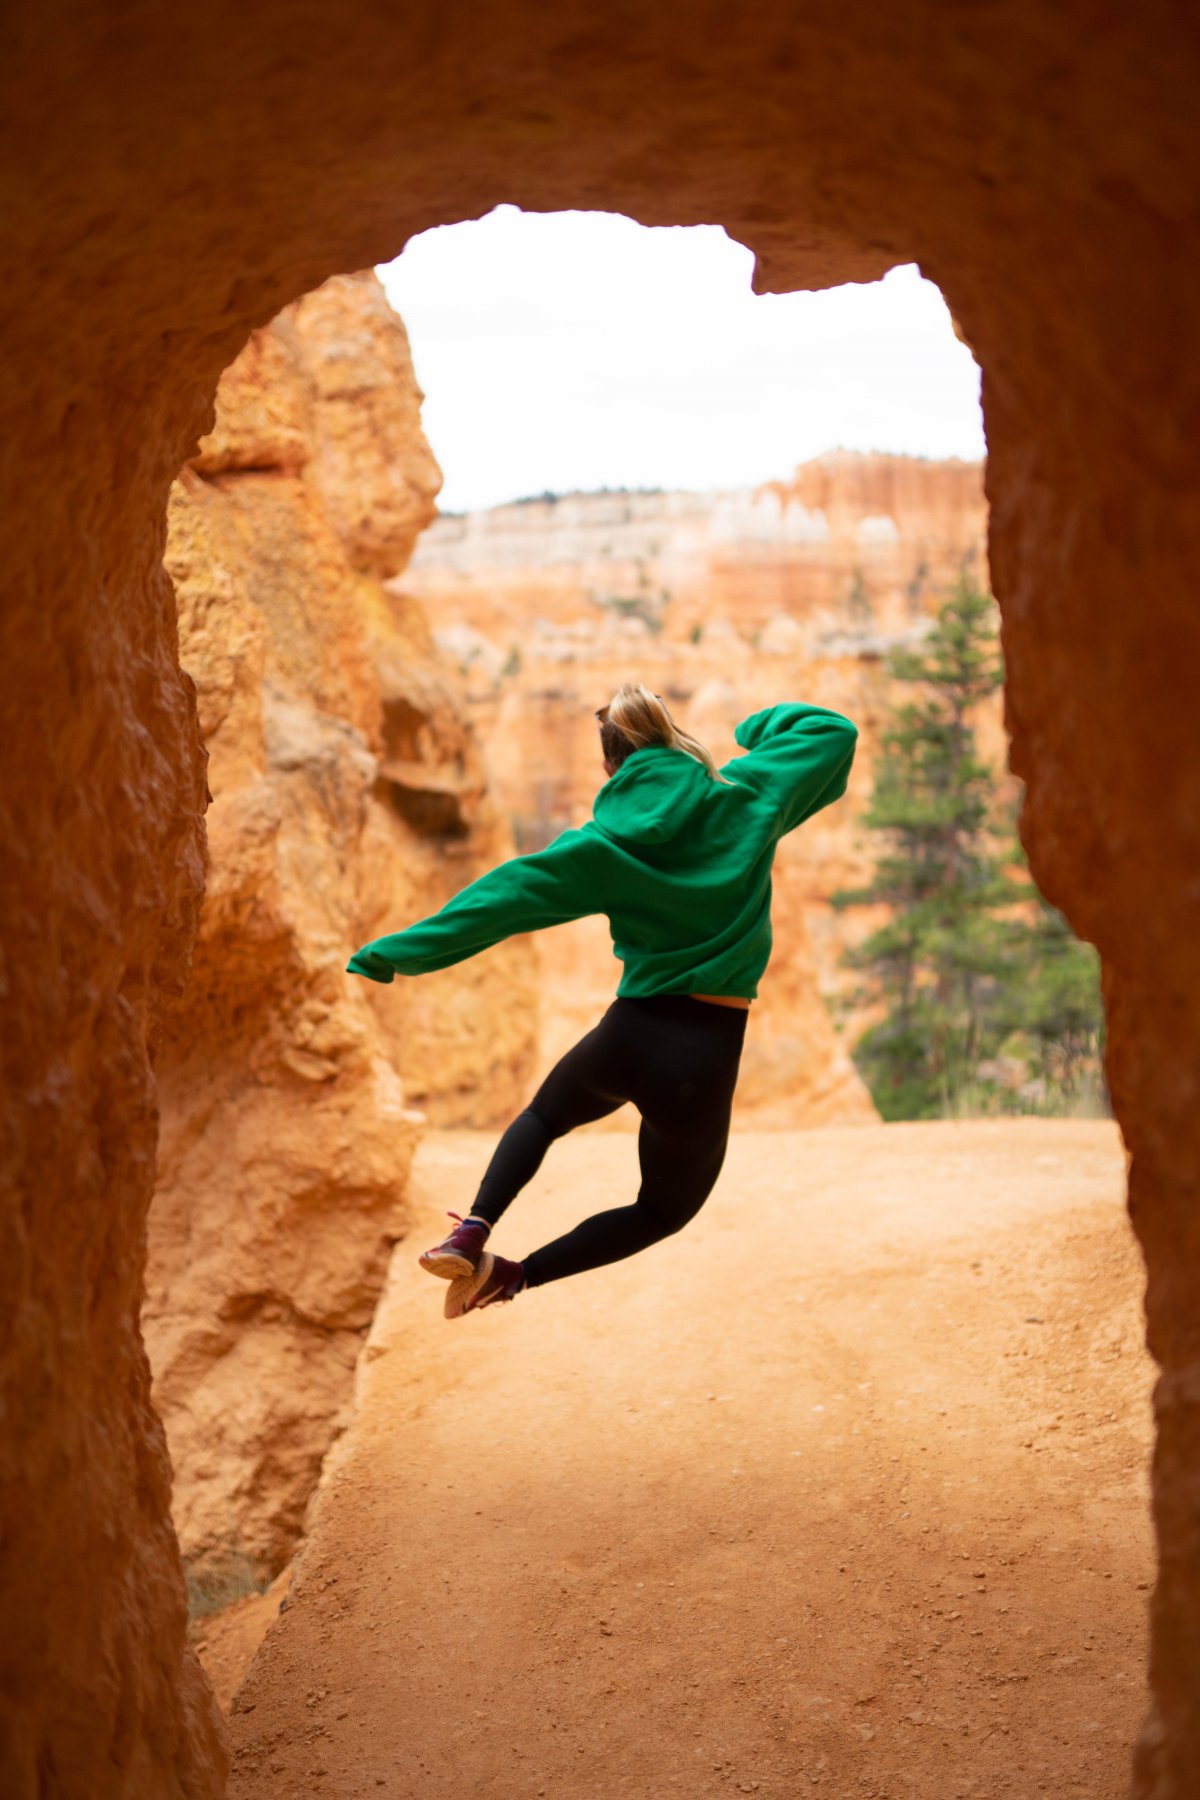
469,993 -> 749,1287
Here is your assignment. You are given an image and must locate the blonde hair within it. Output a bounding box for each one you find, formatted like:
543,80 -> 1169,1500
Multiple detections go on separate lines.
597,681 -> 733,784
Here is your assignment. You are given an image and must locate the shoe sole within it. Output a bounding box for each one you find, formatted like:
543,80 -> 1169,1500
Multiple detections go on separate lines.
444,1252 -> 495,1320
418,1248 -> 476,1280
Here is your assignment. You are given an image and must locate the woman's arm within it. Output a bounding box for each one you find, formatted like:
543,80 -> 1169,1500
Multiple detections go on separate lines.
721,702 -> 859,834
347,825 -> 603,983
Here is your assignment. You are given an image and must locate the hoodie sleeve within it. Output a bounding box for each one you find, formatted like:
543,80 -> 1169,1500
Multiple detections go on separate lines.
347,826 -> 603,983
723,703 -> 859,835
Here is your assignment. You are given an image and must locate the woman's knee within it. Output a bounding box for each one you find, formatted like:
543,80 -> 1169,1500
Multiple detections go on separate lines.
525,1100 -> 568,1142
636,1189 -> 706,1241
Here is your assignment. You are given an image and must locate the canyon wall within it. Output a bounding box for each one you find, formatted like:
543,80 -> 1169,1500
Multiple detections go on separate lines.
3,7 -> 1198,1797
143,273 -> 539,1604
403,454 -> 995,1121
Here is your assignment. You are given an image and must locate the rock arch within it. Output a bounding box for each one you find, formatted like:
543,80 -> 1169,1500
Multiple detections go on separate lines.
0,4 -> 1195,1794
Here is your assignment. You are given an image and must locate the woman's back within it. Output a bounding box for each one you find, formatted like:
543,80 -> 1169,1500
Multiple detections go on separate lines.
584,742 -> 782,998
583,703 -> 858,998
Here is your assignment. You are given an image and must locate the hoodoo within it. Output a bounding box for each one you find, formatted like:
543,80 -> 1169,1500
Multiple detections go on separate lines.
0,4 -> 1197,1796
145,270 -> 540,1608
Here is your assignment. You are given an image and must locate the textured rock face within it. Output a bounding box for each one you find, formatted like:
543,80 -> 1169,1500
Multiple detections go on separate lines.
2,7 -> 1198,1796
409,455 -> 992,1121
144,272 -> 538,1599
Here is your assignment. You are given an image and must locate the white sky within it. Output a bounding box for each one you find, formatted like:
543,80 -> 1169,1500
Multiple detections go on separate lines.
377,206 -> 984,515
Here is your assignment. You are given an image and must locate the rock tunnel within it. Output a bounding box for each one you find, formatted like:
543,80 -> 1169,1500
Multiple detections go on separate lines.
0,3 -> 1196,1795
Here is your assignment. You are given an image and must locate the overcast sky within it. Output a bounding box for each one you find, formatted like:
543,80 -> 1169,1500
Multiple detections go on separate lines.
377,206 -> 984,515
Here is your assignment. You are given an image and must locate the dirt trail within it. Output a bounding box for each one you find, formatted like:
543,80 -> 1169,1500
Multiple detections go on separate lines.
225,1121 -> 1152,1798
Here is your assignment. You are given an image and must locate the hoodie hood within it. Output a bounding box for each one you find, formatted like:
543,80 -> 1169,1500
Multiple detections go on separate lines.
592,746 -> 717,846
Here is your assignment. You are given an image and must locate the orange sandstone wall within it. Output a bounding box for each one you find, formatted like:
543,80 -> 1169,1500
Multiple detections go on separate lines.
143,273 -> 538,1599
2,7 -> 1198,1797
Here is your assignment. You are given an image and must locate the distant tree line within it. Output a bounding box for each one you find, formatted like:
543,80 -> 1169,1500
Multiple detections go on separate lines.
508,483 -> 669,508
832,571 -> 1107,1121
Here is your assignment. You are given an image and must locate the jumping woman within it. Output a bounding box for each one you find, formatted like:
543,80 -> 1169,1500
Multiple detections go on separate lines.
347,682 -> 858,1319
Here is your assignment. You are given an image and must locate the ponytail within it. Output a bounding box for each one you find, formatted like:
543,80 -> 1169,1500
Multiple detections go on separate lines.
598,681 -> 733,784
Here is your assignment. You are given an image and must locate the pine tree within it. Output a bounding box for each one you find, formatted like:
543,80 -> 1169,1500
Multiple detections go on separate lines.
834,568 -> 1106,1119
834,571 -> 1011,1118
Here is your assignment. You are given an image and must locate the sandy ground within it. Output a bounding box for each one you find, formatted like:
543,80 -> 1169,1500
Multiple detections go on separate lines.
221,1120 -> 1152,1798
192,1568 -> 293,1715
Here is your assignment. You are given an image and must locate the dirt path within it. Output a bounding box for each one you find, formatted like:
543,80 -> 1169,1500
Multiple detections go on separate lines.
224,1121 -> 1152,1798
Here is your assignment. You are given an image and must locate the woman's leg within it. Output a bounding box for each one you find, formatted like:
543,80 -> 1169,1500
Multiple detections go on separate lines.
442,996 -> 746,1314
466,1006 -> 632,1230
520,994 -> 747,1287
521,1108 -> 733,1287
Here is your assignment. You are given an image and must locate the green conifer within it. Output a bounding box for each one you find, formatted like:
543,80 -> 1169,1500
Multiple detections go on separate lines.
833,568 -> 1104,1119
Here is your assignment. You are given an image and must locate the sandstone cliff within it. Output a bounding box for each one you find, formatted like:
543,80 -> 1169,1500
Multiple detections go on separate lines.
144,273 -> 539,1603
401,454 -> 996,1121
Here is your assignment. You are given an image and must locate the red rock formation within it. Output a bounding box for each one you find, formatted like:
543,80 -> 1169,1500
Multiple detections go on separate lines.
2,9 -> 1197,1796
144,272 -> 538,1603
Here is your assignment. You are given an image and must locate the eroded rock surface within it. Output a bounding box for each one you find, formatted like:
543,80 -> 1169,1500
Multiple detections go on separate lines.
144,273 -> 538,1601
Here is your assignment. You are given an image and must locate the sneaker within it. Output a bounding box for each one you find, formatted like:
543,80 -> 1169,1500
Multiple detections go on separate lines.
444,1252 -> 526,1320
418,1211 -> 490,1281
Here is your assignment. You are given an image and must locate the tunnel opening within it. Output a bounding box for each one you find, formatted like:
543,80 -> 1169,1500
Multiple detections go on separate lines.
377,204 -> 1105,1125
149,206 -> 1123,1788
3,12 -> 1196,1798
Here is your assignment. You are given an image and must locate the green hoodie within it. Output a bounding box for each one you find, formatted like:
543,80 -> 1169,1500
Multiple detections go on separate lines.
347,702 -> 858,1001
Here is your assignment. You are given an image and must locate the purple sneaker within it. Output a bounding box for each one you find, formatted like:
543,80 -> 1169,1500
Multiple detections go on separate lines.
444,1252 -> 526,1320
418,1211 -> 490,1281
